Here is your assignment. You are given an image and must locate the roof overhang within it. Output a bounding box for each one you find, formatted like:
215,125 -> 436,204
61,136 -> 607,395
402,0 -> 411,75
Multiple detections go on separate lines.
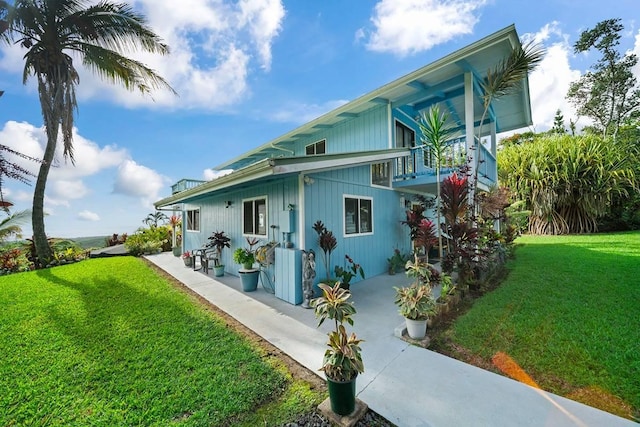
215,24 -> 530,172
155,149 -> 408,208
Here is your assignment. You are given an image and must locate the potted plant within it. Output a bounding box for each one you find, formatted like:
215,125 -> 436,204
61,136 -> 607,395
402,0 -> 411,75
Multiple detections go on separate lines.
311,282 -> 364,416
233,237 -> 260,291
312,220 -> 337,283
394,255 -> 437,339
206,230 -> 231,277
334,254 -> 364,290
169,215 -> 182,256
386,248 -> 406,275
436,273 -> 455,315
181,251 -> 192,267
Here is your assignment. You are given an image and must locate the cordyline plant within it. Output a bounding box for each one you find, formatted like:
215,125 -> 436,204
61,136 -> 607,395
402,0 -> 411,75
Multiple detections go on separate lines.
312,220 -> 337,279
311,283 -> 364,382
394,255 -> 437,320
440,173 -> 482,282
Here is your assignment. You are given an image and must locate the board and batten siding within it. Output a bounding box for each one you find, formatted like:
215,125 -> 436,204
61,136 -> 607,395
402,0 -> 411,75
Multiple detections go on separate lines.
303,165 -> 411,282
293,105 -> 389,155
182,177 -> 298,276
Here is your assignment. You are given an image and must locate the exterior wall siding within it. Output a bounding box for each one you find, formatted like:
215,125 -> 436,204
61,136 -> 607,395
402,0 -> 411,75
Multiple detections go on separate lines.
294,105 -> 389,155
182,177 -> 299,276
303,165 -> 411,283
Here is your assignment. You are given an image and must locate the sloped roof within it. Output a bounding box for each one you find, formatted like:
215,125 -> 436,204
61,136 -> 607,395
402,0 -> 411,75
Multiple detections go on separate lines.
216,24 -> 530,172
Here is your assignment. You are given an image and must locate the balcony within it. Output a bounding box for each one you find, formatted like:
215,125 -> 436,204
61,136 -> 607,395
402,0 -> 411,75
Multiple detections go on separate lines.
171,179 -> 207,194
392,137 -> 496,192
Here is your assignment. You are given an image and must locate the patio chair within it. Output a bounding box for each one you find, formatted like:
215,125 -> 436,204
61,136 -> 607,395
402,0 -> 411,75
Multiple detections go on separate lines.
192,247 -> 218,273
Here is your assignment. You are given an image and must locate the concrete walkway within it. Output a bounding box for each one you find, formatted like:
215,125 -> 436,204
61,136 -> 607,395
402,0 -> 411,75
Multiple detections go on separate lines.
145,252 -> 637,427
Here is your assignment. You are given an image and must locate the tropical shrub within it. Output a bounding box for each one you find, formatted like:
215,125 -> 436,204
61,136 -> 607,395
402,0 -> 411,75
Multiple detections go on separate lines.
499,134 -> 636,234
124,227 -> 170,256
312,220 -> 337,280
0,247 -> 32,273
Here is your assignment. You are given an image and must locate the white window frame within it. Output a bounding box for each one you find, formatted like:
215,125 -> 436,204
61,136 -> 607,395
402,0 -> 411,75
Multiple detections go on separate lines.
242,196 -> 268,237
186,208 -> 200,232
371,161 -> 392,188
343,194 -> 373,237
305,139 -> 326,156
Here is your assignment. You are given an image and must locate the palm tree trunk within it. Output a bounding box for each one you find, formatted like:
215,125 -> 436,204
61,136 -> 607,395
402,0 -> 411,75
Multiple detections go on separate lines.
32,77 -> 63,266
32,135 -> 56,265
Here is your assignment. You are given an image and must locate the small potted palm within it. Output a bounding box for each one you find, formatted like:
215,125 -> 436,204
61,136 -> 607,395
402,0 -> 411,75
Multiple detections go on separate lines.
394,255 -> 437,339
311,282 -> 364,416
233,237 -> 260,291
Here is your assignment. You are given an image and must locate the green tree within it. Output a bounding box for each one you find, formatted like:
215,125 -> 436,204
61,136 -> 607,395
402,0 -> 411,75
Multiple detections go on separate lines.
143,211 -> 168,228
2,0 -> 175,265
551,109 -> 566,134
0,200 -> 31,242
567,18 -> 640,140
475,41 -> 545,200
498,134 -> 636,234
418,105 -> 454,258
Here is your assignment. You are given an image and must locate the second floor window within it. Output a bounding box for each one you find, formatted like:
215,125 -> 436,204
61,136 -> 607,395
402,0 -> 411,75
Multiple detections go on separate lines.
371,162 -> 391,187
305,139 -> 326,155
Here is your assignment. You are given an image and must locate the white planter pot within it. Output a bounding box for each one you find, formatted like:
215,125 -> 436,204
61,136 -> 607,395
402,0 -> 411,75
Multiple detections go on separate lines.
405,318 -> 427,339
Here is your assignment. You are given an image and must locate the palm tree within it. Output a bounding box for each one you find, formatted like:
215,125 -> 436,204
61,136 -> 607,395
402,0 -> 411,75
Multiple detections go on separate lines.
0,199 -> 31,242
474,41 -> 545,201
418,105 -> 454,259
2,0 -> 175,265
143,211 -> 168,228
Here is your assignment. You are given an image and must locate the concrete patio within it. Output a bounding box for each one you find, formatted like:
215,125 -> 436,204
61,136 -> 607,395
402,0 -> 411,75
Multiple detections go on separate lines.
145,252 -> 637,427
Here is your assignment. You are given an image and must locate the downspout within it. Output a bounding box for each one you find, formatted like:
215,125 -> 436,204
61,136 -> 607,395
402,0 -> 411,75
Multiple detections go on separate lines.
271,142 -> 295,155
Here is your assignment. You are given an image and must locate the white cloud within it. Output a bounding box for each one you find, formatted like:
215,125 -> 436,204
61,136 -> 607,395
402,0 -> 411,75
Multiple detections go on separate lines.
113,159 -> 170,206
630,30 -> 640,80
0,120 -> 166,211
268,99 -> 350,124
0,0 -> 285,111
203,169 -> 233,181
524,23 -> 583,132
78,210 -> 100,222
361,0 -> 489,55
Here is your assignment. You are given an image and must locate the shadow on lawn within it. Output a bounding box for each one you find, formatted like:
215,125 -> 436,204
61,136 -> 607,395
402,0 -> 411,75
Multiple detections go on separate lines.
31,262 -> 284,425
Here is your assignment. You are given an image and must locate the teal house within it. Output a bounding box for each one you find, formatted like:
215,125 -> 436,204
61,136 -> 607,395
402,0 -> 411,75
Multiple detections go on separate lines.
154,25 -> 534,303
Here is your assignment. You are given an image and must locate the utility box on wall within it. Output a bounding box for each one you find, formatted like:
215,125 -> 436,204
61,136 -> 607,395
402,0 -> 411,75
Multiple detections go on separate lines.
274,247 -> 302,305
279,210 -> 295,233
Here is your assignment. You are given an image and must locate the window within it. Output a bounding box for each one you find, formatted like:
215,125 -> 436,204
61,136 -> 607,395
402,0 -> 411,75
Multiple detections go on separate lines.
395,121 -> 415,148
243,197 -> 267,236
344,196 -> 373,236
305,139 -> 326,155
371,162 -> 391,187
186,209 -> 200,231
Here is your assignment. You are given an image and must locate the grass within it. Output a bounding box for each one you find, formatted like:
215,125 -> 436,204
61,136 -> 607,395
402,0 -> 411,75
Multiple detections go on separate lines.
0,257 -> 323,426
442,231 -> 640,419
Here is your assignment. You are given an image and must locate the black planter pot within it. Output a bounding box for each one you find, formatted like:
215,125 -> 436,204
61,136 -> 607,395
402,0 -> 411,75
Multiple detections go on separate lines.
326,374 -> 357,415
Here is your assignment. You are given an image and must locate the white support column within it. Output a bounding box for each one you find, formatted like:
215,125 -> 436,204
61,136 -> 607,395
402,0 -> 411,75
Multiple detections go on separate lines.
464,72 -> 475,204
490,120 -> 497,158
298,173 -> 305,249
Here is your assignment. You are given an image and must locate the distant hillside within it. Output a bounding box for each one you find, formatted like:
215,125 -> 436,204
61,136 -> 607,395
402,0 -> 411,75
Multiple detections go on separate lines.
69,236 -> 109,249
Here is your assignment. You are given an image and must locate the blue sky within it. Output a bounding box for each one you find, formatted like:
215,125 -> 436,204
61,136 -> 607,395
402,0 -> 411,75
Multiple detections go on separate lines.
1,0 -> 639,239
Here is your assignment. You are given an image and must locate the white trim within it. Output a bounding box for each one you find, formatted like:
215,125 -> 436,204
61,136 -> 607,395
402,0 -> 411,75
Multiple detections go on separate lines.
186,208 -> 200,232
342,194 -> 374,237
241,195 -> 268,237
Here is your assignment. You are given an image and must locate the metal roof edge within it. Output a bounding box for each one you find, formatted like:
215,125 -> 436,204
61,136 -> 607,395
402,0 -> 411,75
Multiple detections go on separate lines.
214,25 -> 519,171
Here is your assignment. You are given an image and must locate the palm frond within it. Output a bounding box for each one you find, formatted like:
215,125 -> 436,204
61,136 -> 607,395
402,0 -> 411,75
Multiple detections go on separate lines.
481,41 -> 545,107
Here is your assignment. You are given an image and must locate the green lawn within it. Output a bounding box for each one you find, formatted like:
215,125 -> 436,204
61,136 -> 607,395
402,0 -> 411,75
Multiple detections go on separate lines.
0,257 -> 322,426
445,231 -> 640,419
